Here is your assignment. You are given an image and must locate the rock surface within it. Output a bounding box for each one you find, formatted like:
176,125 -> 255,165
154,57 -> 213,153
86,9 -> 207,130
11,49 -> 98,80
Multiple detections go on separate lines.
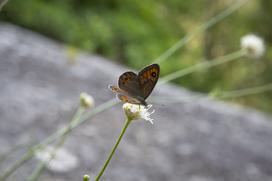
0,22 -> 272,181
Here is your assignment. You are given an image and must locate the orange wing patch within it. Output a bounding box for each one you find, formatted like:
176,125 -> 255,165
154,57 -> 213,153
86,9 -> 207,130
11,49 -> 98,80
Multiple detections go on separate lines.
117,94 -> 141,104
118,94 -> 129,102
139,66 -> 159,85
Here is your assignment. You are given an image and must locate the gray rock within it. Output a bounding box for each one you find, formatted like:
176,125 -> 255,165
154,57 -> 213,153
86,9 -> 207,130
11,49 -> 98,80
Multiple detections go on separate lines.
0,22 -> 272,181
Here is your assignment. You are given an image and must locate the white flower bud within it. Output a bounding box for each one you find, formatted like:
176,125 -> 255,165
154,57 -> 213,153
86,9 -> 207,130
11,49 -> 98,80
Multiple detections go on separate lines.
80,92 -> 95,108
240,34 -> 265,58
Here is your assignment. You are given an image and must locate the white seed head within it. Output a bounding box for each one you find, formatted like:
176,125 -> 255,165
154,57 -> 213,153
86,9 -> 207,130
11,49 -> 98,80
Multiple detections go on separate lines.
241,34 -> 265,58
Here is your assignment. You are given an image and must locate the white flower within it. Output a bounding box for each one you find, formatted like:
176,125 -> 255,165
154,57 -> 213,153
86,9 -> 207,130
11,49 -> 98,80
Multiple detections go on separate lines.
240,34 -> 265,58
123,103 -> 155,124
80,92 -> 95,108
35,146 -> 79,173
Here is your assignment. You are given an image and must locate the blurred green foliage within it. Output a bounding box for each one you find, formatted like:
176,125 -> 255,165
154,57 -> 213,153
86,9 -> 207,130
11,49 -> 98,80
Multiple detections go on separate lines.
0,0 -> 271,112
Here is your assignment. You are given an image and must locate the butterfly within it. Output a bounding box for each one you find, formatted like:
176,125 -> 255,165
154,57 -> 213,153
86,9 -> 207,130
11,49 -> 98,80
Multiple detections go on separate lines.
109,64 -> 160,106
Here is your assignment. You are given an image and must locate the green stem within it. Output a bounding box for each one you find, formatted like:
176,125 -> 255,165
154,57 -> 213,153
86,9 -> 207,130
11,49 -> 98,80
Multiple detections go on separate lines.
154,0 -> 248,64
27,106 -> 85,181
0,150 -> 34,180
0,99 -> 118,181
158,49 -> 246,85
0,0 -> 9,10
95,118 -> 132,181
39,99 -> 118,149
0,143 -> 27,165
219,83 -> 272,99
150,83 -> 272,104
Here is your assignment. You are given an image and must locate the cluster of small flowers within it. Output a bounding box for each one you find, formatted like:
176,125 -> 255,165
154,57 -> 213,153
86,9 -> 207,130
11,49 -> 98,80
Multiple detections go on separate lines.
123,103 -> 155,124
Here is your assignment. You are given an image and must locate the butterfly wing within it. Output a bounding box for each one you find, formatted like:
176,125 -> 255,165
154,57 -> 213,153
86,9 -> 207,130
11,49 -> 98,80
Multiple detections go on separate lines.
109,85 -> 142,104
109,64 -> 159,106
138,64 -> 160,99
118,71 -> 144,98
117,94 -> 142,104
109,85 -> 127,94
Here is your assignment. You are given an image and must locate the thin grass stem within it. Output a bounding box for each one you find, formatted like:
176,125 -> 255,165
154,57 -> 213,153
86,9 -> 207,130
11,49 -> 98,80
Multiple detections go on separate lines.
151,83 -> 272,104
0,0 -> 9,10
158,49 -> 246,85
219,83 -> 272,99
153,0 -> 248,64
0,99 -> 118,181
27,107 -> 85,181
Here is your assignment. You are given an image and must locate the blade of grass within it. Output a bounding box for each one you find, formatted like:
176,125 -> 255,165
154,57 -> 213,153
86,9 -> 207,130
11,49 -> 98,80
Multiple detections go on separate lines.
0,0 -> 9,11
150,83 -> 272,104
158,49 -> 246,85
219,83 -> 272,99
0,99 -> 118,181
27,107 -> 85,181
153,0 -> 248,64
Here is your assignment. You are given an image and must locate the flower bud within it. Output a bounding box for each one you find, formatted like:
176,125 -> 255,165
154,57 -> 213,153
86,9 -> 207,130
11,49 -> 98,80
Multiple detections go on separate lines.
241,34 -> 265,58
80,92 -> 95,108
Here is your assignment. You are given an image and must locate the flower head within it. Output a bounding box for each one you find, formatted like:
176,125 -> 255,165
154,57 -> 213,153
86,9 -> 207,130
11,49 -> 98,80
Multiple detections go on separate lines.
35,146 -> 78,173
240,34 -> 265,58
122,103 -> 155,124
80,92 -> 95,108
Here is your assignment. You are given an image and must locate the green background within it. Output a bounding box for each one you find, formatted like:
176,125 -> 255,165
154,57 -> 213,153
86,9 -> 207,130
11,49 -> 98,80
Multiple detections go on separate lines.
1,0 -> 272,112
